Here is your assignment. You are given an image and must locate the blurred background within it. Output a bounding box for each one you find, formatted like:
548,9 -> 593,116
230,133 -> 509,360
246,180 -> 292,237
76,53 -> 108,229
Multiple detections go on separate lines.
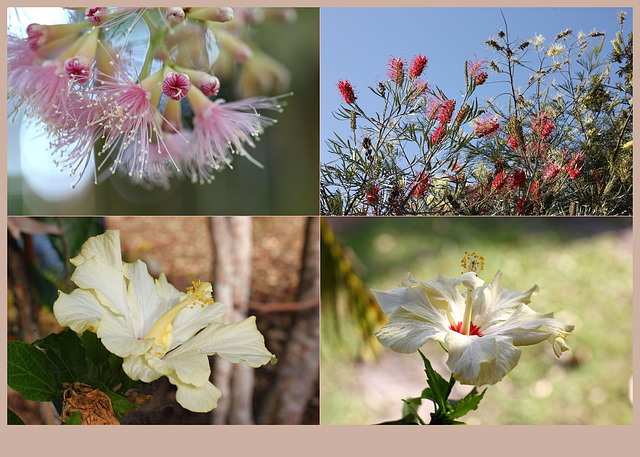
321,216 -> 632,424
7,8 -> 319,215
8,216 -> 319,424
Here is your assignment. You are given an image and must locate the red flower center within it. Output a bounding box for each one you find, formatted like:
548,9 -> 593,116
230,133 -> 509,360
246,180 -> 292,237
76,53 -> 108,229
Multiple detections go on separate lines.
450,321 -> 483,337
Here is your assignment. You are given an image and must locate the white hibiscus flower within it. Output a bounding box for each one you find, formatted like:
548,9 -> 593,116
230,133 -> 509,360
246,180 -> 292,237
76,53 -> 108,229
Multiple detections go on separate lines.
53,230 -> 276,413
372,253 -> 574,386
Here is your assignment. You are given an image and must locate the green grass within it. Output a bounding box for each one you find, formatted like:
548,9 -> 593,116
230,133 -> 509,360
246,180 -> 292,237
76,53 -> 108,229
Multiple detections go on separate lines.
321,217 -> 632,425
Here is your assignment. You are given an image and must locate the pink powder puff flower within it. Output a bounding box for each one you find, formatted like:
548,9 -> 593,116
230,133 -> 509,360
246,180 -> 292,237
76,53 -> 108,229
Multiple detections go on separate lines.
185,85 -> 286,183
162,71 -> 192,101
473,115 -> 500,138
64,56 -> 93,84
387,56 -> 406,86
337,79 -> 357,104
409,54 -> 428,79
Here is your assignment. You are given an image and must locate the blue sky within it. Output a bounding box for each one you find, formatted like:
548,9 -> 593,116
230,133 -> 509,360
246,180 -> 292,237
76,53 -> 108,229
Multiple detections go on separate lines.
320,7 -> 631,164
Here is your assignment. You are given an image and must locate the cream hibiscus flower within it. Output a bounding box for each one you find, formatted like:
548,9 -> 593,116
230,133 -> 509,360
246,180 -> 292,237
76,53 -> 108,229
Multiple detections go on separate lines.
372,253 -> 574,386
53,230 -> 276,413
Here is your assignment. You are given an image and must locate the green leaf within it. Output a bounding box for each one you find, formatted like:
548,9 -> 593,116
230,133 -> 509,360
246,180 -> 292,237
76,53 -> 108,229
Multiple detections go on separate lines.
35,329 -> 88,384
7,341 -> 59,402
378,416 -> 421,425
63,411 -> 82,425
81,331 -> 111,369
401,396 -> 422,419
105,391 -> 139,417
418,350 -> 450,411
449,388 -> 487,420
7,409 -> 25,425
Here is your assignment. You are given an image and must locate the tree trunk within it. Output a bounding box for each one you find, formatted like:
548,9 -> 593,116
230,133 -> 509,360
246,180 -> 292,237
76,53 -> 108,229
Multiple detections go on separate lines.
257,217 -> 319,424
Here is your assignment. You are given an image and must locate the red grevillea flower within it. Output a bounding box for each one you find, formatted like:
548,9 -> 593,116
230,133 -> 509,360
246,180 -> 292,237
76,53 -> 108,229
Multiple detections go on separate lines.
387,56 -> 405,86
431,124 -> 446,146
366,185 -> 380,205
530,181 -> 541,199
337,79 -> 357,104
412,172 -> 430,198
509,169 -> 526,189
532,111 -> 554,139
516,196 -> 530,213
542,163 -> 561,180
492,171 -> 507,192
468,54 -> 488,86
410,54 -> 428,79
162,72 -> 192,101
439,100 -> 456,124
473,115 -> 500,138
569,168 -> 580,179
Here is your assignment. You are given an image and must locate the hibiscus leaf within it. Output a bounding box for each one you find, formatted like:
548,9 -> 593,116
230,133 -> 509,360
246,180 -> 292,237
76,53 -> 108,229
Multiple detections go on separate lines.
7,408 -> 25,425
418,350 -> 449,411
35,329 -> 89,384
81,331 -> 111,368
7,341 -> 60,402
448,387 -> 487,420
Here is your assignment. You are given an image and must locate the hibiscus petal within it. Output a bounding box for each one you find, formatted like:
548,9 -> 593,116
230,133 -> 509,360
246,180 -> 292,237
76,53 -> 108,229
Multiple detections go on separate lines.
415,274 -> 467,315
70,230 -> 123,270
169,376 -> 222,413
53,289 -> 105,333
445,332 -> 521,386
97,311 -> 154,357
372,280 -> 453,318
375,306 -> 449,353
124,260 -> 166,336
154,273 -> 183,311
170,301 -> 228,350
472,271 -> 539,329
147,349 -> 211,387
122,354 -> 163,383
483,304 -> 552,346
169,316 -> 276,367
71,256 -> 129,317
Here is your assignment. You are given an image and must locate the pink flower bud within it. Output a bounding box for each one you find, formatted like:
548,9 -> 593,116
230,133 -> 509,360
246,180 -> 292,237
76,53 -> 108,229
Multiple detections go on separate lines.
165,7 -> 185,24
199,75 -> 221,97
85,7 -> 107,24
162,72 -> 192,101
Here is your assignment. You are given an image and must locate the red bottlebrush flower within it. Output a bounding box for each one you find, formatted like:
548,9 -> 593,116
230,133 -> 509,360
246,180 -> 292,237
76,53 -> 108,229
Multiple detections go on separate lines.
492,171 -> 507,192
569,168 -> 580,179
408,79 -> 430,102
473,115 -> 500,138
439,100 -> 456,124
509,169 -> 526,189
532,111 -> 554,140
565,150 -> 585,171
431,123 -> 446,146
387,56 -> 406,86
366,185 -> 380,205
412,172 -> 430,198
337,79 -> 357,104
162,72 -> 192,101
410,54 -> 428,79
